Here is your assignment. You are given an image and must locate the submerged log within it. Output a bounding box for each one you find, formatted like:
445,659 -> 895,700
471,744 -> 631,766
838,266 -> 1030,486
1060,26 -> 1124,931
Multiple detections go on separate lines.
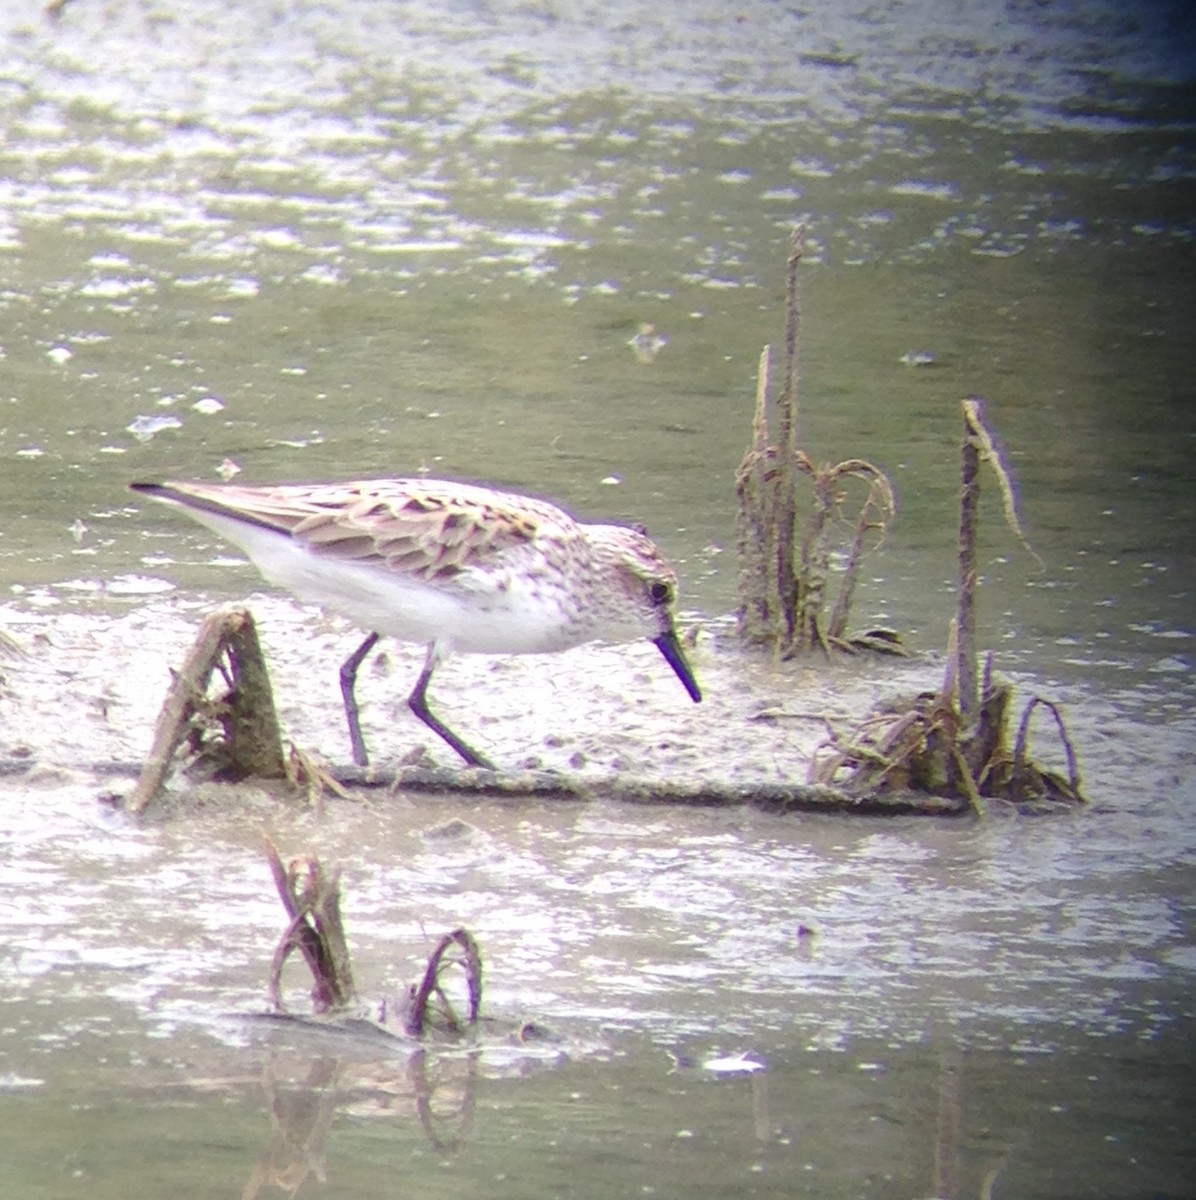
22,751 -> 971,817
331,764 -> 968,816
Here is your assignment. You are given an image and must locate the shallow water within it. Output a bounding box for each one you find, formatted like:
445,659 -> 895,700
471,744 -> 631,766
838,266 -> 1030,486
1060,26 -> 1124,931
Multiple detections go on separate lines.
2,0 -> 1195,1196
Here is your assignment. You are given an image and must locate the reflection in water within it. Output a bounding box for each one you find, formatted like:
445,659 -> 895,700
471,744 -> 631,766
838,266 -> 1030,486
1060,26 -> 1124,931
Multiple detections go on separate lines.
241,1050 -> 479,1198
934,1044 -> 963,1200
408,1048 -> 479,1154
196,1023 -> 1182,1199
0,979 -> 1189,1196
243,1058 -> 339,1200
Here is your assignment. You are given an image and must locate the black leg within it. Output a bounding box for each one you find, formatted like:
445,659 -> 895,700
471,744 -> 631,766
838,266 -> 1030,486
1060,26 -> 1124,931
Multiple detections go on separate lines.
408,643 -> 496,770
339,631 -> 381,767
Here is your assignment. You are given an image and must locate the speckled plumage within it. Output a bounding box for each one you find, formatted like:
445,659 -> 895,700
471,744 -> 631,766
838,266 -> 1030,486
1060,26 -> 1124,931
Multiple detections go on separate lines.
130,477 -> 701,768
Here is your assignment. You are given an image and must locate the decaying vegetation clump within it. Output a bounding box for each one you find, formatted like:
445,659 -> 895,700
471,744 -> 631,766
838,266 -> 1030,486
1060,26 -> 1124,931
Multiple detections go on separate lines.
735,225 -> 899,657
126,605 -> 349,814
265,839 -> 483,1038
808,398 -> 1085,811
127,606 -> 287,813
734,231 -> 1085,811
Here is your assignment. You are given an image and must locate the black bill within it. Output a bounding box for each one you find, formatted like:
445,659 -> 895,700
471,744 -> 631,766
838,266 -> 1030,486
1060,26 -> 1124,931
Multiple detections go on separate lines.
653,629 -> 702,703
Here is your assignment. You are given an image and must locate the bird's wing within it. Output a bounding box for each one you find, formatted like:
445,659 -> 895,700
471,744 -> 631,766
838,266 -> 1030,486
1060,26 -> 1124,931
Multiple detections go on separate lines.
150,479 -> 558,581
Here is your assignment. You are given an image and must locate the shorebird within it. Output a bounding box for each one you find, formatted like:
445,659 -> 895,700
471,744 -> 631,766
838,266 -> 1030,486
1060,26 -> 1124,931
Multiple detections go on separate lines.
130,478 -> 702,769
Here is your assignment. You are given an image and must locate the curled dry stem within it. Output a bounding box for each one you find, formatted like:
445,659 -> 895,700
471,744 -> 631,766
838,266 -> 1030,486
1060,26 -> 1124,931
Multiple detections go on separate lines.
404,928 -> 484,1038
1011,696 -> 1084,803
736,446 -> 897,653
962,396 -> 1044,571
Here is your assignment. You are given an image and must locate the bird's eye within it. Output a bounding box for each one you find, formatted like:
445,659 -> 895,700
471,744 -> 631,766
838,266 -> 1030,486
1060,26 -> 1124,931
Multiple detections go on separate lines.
649,581 -> 672,606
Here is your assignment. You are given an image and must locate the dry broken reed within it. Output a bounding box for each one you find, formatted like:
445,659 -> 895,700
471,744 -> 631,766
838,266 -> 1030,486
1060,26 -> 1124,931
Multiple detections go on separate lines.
735,225 -> 897,656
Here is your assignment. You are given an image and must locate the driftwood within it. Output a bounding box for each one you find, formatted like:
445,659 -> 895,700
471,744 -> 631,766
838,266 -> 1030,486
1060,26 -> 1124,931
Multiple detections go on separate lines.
127,606 -> 286,813
736,225 -> 898,655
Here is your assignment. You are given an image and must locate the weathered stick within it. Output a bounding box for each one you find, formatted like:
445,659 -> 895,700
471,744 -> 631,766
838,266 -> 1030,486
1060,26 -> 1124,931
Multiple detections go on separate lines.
775,226 -> 805,642
222,611 -> 287,780
957,400 -> 982,723
735,346 -> 777,643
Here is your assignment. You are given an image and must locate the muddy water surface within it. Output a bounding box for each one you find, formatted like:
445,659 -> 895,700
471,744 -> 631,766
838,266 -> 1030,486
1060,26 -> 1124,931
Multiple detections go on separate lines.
1,1 -> 1194,1196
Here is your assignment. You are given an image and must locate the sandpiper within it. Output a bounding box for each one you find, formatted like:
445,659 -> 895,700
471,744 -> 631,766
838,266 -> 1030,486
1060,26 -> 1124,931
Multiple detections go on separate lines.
130,478 -> 702,769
